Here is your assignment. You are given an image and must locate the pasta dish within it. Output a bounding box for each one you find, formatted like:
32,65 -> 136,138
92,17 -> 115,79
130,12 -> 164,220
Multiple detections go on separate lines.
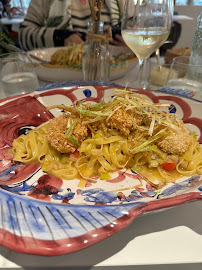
12,90 -> 202,189
50,44 -> 136,67
50,44 -> 85,66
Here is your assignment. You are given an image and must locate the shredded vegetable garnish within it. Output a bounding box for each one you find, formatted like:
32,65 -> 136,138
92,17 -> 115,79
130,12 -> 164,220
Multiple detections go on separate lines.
47,89 -> 184,137
12,89 -> 202,189
66,119 -> 78,138
69,136 -> 80,146
131,129 -> 167,154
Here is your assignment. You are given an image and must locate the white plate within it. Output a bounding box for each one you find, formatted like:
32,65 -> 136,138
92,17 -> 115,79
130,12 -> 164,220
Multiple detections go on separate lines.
30,46 -> 138,82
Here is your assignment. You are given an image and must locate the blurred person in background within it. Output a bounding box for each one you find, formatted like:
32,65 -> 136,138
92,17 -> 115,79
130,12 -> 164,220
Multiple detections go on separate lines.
0,0 -> 19,16
19,0 -> 126,51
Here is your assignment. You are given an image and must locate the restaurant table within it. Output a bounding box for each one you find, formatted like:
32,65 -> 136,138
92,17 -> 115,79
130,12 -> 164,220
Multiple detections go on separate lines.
0,17 -> 25,25
173,15 -> 194,21
0,16 -> 25,32
0,62 -> 202,270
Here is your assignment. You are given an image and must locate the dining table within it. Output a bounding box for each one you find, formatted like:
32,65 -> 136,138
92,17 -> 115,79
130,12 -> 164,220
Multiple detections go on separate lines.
0,58 -> 202,270
0,15 -> 25,33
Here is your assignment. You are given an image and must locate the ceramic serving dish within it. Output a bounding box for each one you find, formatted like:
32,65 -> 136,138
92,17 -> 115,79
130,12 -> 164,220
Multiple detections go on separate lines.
30,46 -> 138,82
0,81 -> 201,256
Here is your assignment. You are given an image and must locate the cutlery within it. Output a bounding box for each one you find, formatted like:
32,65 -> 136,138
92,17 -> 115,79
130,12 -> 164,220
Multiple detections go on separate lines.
6,44 -> 49,64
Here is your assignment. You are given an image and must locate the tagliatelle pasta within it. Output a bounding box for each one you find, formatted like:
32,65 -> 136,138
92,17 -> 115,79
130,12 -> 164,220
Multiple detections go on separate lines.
13,124 -> 78,180
77,131 -> 128,178
176,138 -> 202,176
50,44 -> 85,66
12,90 -> 202,189
49,44 -> 137,68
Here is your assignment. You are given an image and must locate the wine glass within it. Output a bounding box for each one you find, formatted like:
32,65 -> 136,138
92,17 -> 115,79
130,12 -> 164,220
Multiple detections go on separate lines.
121,0 -> 173,89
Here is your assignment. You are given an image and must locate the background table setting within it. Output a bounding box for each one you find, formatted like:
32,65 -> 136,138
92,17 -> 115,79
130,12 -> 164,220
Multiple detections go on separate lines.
0,0 -> 202,269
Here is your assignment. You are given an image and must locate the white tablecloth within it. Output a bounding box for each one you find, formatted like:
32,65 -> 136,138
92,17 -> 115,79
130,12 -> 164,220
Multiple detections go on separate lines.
0,17 -> 24,25
173,15 -> 194,21
0,16 -> 25,32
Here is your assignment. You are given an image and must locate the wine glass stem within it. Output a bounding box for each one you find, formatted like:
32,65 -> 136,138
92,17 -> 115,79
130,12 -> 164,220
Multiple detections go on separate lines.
138,58 -> 149,89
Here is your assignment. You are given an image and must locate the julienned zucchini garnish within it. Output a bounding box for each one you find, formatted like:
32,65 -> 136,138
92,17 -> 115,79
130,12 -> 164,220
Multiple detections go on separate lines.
69,136 -> 80,147
65,119 -> 78,138
47,88 -> 180,139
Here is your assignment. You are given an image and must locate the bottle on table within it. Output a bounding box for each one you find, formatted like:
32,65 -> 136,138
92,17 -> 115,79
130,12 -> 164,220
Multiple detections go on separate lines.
187,12 -> 202,83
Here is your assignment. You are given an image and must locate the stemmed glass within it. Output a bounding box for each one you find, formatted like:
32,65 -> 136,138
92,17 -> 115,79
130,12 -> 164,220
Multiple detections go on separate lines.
121,0 -> 173,89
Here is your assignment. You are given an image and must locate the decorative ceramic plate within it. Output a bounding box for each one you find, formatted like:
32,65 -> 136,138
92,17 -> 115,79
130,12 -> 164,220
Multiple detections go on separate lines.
30,46 -> 138,82
0,81 -> 201,257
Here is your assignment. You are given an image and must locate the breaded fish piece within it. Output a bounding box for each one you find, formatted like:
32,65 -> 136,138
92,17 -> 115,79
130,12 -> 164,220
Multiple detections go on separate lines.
46,114 -> 88,153
105,107 -> 142,136
157,126 -> 190,155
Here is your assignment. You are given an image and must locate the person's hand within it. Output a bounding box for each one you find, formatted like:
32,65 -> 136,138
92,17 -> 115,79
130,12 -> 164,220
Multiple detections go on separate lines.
111,34 -> 126,46
64,33 -> 83,46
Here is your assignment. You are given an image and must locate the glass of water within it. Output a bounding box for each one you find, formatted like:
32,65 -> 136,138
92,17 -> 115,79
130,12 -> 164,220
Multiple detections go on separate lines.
0,52 -> 39,97
165,56 -> 202,101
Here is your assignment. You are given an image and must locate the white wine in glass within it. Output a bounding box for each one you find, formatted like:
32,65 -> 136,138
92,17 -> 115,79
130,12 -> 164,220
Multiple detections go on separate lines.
122,0 -> 173,89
